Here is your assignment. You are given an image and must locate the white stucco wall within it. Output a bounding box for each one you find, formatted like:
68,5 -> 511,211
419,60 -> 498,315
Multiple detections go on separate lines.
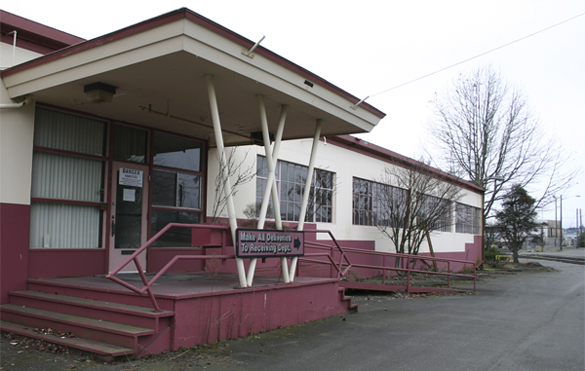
0,41 -> 44,205
207,139 -> 483,254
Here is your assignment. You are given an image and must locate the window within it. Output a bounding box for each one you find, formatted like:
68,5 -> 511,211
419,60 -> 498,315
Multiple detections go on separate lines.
256,156 -> 334,223
112,124 -> 147,163
153,132 -> 202,171
456,203 -> 481,234
151,132 -> 204,246
419,195 -> 452,232
352,178 -> 407,227
30,108 -> 107,248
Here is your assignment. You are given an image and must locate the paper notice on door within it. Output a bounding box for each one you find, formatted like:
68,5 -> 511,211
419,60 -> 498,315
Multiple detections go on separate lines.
123,188 -> 136,202
119,168 -> 143,187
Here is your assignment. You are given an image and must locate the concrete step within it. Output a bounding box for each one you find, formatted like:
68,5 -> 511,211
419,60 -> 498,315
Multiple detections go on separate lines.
26,279 -> 166,309
9,291 -> 173,331
1,304 -> 154,349
338,287 -> 358,313
0,320 -> 134,362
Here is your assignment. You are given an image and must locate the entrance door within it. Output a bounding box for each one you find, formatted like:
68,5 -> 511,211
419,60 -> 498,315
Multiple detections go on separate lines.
109,162 -> 149,273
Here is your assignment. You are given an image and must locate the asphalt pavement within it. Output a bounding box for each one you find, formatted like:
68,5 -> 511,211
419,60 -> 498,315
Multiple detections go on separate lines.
2,249 -> 584,371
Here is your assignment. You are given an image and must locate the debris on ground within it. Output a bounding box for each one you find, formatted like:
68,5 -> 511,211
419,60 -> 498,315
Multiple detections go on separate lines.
3,331 -> 73,355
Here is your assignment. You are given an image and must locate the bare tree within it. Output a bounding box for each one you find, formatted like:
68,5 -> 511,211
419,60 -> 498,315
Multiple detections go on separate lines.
209,147 -> 255,222
375,161 -> 462,265
427,67 -> 574,220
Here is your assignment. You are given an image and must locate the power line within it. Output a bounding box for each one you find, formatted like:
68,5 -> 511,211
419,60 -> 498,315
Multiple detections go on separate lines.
366,11 -> 585,100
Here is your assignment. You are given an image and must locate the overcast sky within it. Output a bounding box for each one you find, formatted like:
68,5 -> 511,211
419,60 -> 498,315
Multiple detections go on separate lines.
3,0 -> 584,225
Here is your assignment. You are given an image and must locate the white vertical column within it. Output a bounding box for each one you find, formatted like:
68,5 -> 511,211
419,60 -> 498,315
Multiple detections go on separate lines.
205,74 -> 248,288
289,120 -> 322,281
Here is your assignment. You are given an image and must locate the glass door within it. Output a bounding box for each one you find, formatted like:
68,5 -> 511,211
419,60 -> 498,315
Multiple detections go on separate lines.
109,162 -> 149,273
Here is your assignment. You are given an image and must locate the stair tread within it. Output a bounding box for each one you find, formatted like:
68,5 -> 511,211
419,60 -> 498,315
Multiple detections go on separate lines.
11,291 -> 173,317
0,320 -> 134,357
1,304 -> 154,336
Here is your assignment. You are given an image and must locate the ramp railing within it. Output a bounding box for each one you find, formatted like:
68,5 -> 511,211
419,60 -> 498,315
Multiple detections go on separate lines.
107,224 -> 476,311
299,231 -> 477,293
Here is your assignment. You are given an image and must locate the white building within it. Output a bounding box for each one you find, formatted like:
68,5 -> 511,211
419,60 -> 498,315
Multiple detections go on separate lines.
0,8 -> 484,357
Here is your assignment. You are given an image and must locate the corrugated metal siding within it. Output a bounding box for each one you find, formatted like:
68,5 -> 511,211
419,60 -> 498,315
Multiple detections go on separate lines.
30,203 -> 101,248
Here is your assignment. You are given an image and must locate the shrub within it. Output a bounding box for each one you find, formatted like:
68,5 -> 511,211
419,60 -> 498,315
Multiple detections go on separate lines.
484,247 -> 501,262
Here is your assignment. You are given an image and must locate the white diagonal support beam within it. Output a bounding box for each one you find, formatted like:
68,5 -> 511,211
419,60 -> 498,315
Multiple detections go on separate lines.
289,119 -> 323,281
247,96 -> 289,286
205,74 -> 248,288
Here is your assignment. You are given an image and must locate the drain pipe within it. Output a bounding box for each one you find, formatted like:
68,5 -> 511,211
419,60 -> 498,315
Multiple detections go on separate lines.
8,30 -> 17,67
0,97 -> 31,109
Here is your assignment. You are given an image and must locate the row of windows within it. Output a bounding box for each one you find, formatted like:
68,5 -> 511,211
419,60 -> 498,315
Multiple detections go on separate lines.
30,107 -> 481,250
351,177 -> 480,234
255,160 -> 481,235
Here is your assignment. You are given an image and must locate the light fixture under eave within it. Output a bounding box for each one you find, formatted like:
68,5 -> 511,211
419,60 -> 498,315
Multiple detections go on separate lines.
84,82 -> 118,103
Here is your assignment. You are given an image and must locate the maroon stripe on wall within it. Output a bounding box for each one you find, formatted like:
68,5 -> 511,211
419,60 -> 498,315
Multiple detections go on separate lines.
0,202 -> 30,304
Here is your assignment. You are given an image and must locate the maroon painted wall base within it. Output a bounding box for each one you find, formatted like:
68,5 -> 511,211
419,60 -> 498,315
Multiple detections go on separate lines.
28,249 -> 105,278
0,203 -> 30,303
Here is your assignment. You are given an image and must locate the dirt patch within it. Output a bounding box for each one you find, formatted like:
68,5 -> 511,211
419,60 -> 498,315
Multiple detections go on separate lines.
484,261 -> 556,273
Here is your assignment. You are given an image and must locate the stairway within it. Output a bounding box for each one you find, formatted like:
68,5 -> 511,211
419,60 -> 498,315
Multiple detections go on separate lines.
0,291 -> 174,361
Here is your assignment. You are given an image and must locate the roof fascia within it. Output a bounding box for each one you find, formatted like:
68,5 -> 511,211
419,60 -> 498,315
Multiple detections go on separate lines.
1,21 -> 186,96
0,10 -> 85,54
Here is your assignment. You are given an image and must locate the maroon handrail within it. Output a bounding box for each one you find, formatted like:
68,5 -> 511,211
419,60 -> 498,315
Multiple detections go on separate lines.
106,223 -> 231,311
304,230 -> 353,279
299,237 -> 477,293
106,224 -> 476,311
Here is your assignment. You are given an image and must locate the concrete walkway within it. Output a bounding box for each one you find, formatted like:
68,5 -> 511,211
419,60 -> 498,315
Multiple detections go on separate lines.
2,256 -> 584,371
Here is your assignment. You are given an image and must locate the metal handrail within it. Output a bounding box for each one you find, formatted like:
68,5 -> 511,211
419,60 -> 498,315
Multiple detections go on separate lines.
303,230 -> 353,279
299,241 -> 477,292
106,223 -> 231,311
106,223 -> 476,311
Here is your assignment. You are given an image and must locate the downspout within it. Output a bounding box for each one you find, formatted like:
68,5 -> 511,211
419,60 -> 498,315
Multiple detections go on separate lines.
0,97 -> 31,109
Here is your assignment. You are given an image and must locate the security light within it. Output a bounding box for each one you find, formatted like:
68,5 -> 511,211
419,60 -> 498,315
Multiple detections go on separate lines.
84,82 -> 118,103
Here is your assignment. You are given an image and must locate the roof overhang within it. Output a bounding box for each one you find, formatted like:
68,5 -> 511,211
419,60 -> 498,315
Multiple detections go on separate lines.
1,8 -> 385,146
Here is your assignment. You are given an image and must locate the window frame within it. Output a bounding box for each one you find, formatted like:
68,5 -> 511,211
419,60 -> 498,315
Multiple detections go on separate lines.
30,107 -> 109,249
352,177 -> 408,227
149,131 -> 206,246
456,203 -> 482,234
256,156 -> 334,223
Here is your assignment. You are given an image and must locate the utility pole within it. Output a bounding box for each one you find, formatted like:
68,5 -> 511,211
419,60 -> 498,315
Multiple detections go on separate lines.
554,196 -> 557,247
559,195 -> 563,251
577,209 -> 583,250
